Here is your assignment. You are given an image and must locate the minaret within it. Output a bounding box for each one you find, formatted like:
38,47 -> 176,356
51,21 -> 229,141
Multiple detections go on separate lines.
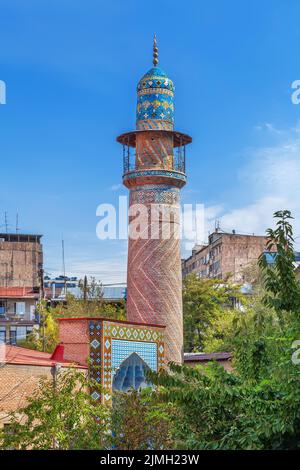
117,37 -> 192,364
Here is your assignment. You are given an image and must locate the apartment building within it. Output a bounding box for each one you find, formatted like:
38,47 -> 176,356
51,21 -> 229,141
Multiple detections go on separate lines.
182,231 -> 269,282
0,233 -> 43,344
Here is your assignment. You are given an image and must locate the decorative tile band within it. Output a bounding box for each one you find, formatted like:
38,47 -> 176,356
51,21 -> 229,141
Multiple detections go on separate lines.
136,119 -> 173,131
130,186 -> 180,205
123,169 -> 186,182
103,321 -> 164,342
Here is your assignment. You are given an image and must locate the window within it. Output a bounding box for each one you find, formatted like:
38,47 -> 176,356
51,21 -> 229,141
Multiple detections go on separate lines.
9,326 -> 34,345
10,327 -> 16,345
0,327 -> 6,343
15,302 -> 25,316
0,301 -> 5,316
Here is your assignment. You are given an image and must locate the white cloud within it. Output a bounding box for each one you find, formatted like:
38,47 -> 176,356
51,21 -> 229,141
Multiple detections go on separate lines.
109,184 -> 122,191
206,124 -> 300,243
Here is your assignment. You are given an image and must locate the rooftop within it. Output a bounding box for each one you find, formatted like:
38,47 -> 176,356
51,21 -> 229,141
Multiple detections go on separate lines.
0,287 -> 39,299
0,344 -> 86,368
0,233 -> 42,243
57,316 -> 165,329
184,352 -> 232,362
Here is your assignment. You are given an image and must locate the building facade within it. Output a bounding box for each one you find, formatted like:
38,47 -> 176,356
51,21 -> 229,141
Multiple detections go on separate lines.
117,36 -> 191,364
182,231 -> 270,282
0,233 -> 43,344
58,317 -> 165,403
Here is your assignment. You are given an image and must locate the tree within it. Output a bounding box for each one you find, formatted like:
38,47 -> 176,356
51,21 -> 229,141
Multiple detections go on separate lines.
58,276 -> 126,320
183,274 -> 243,352
148,210 -> 300,450
20,300 -> 58,353
0,369 -> 110,450
259,210 -> 300,316
22,277 -> 125,354
149,359 -> 300,450
110,389 -> 174,450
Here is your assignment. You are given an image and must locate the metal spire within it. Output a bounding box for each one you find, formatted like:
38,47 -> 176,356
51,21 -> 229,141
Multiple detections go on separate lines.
153,34 -> 158,66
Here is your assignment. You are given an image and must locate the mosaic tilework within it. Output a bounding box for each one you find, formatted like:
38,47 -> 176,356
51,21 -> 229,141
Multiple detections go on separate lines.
137,67 -> 174,92
137,119 -> 173,131
89,321 -> 102,402
103,321 -> 164,342
136,66 -> 174,130
111,339 -> 157,372
130,186 -> 180,205
88,319 -> 165,403
136,93 -> 174,127
124,169 -> 186,182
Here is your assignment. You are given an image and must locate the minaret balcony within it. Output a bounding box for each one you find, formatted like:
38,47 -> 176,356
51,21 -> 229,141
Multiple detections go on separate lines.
117,130 -> 191,189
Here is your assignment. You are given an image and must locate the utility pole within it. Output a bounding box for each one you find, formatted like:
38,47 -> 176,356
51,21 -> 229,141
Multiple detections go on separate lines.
39,267 -> 45,300
83,275 -> 88,302
4,212 -> 8,233
62,238 -> 67,297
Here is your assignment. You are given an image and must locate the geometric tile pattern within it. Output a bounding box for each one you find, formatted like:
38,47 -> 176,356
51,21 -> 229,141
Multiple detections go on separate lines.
125,169 -> 187,184
130,185 -> 180,205
89,319 -> 165,404
111,339 -> 157,372
136,66 -> 174,131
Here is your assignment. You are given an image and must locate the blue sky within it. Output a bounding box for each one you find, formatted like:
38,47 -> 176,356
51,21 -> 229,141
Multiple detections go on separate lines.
1,0 -> 300,282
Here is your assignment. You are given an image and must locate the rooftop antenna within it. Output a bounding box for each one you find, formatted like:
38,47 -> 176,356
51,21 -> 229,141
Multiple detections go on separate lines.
62,237 -> 67,296
153,33 -> 158,66
4,212 -> 8,233
16,212 -> 19,233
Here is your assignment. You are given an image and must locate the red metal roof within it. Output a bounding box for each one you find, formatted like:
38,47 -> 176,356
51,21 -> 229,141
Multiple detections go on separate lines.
0,344 -> 86,368
0,287 -> 39,299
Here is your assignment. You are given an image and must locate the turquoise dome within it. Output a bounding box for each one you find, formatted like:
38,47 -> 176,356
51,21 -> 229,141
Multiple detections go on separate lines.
136,66 -> 175,130
137,67 -> 174,92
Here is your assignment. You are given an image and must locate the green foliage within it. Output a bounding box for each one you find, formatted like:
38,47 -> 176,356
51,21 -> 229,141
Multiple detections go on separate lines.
259,210 -> 300,315
21,300 -> 59,353
57,276 -> 126,320
202,308 -> 237,353
147,209 -> 300,450
23,277 -> 125,353
149,359 -> 300,449
110,389 -> 173,450
183,274 -> 243,352
3,210 -> 300,450
0,369 -> 110,450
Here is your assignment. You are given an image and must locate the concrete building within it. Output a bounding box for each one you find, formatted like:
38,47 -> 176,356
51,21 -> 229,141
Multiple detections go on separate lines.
0,233 -> 43,288
182,231 -> 270,283
0,233 -> 43,344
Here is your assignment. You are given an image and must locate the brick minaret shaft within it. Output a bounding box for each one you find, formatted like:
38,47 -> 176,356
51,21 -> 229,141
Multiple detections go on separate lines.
117,37 -> 192,364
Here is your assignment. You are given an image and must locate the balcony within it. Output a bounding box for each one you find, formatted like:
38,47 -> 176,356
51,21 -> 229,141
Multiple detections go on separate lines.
122,145 -> 186,175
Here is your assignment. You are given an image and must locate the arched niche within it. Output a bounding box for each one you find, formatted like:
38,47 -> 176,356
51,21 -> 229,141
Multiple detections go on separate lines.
112,352 -> 151,392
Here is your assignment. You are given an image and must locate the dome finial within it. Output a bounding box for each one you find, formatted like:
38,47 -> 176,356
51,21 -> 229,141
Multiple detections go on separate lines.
153,33 -> 158,67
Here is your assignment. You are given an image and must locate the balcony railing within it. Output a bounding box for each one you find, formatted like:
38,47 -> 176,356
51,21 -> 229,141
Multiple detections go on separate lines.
122,145 -> 186,175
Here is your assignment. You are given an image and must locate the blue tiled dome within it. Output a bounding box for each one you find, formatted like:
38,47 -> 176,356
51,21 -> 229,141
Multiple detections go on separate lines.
136,66 -> 175,130
137,67 -> 174,92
